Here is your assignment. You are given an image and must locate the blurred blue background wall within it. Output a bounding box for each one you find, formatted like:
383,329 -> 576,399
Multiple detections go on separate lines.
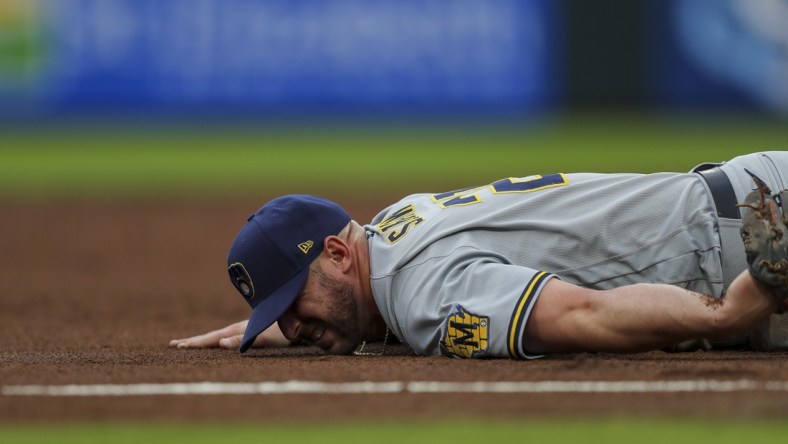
0,0 -> 785,122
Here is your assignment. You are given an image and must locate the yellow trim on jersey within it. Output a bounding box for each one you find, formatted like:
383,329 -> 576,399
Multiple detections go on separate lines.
507,271 -> 550,358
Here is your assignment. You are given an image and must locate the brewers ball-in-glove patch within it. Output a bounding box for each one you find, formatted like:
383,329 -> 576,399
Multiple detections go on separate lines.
738,170 -> 788,306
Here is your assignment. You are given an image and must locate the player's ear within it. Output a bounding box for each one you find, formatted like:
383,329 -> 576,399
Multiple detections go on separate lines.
322,235 -> 351,271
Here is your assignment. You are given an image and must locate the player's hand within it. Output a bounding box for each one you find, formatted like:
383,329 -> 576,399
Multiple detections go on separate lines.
169,320 -> 292,350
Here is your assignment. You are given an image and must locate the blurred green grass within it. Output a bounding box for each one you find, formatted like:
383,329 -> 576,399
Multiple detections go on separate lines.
1,419 -> 787,444
1,113 -> 785,200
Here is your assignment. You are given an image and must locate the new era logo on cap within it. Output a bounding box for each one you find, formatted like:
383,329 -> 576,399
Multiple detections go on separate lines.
298,240 -> 314,254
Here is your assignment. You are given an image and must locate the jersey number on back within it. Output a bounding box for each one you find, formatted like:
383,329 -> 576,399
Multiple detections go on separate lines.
431,174 -> 568,208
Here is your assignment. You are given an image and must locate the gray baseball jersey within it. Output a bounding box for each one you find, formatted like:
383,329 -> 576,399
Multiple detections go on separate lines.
364,172 -> 721,359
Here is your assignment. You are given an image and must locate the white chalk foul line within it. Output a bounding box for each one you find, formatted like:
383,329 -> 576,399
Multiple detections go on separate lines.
3,380 -> 788,397
410,380 -> 788,393
0,381 -> 404,397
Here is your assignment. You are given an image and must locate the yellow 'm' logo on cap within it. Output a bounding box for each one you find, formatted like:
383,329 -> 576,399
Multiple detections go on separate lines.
298,240 -> 314,254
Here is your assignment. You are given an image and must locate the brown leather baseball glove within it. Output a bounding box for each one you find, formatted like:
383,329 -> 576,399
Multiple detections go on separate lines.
738,171 -> 788,308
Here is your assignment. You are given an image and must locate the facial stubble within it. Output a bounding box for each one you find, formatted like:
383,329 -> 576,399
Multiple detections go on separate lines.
312,266 -> 362,354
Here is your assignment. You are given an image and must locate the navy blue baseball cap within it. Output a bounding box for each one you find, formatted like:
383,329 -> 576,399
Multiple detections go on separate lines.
227,195 -> 351,353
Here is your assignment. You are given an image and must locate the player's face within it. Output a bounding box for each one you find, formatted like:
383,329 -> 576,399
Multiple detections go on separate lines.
277,265 -> 362,355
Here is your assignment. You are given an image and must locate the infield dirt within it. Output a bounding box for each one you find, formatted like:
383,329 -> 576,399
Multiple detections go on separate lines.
1,199 -> 787,422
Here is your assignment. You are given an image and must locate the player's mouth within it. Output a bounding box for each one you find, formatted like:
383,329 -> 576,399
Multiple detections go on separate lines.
298,324 -> 350,354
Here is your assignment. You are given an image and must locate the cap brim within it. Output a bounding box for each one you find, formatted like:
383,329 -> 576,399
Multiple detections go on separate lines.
239,266 -> 310,353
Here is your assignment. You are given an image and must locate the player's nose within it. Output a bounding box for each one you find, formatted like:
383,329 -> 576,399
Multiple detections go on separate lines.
277,310 -> 300,341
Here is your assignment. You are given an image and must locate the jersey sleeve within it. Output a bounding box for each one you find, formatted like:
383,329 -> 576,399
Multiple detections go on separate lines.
389,246 -> 557,359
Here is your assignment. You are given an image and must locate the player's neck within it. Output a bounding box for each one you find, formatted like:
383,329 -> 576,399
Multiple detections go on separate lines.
346,221 -> 383,339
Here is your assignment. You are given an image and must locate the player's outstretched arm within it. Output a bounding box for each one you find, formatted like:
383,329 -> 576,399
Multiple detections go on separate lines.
524,271 -> 779,354
169,321 -> 292,350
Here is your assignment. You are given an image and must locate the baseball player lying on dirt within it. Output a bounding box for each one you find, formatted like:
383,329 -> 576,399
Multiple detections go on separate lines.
171,151 -> 788,358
